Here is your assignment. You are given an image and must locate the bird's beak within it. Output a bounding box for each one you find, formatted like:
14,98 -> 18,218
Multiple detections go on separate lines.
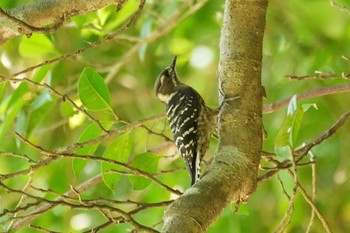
169,56 -> 177,70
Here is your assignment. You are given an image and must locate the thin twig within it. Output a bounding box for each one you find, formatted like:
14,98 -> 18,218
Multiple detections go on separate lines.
263,84 -> 350,113
5,172 -> 34,231
1,181 -> 160,233
15,132 -> 182,196
273,153 -> 298,233
295,110 -> 350,156
10,76 -> 108,132
29,225 -> 61,233
306,151 -> 317,233
10,175 -> 103,230
287,73 -> 350,80
55,114 -> 166,154
289,172 -> 333,233
0,151 -> 35,163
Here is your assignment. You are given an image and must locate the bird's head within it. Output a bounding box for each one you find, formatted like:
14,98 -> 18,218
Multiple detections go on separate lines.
154,56 -> 180,103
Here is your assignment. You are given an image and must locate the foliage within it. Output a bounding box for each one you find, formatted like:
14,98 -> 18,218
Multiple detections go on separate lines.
0,0 -> 350,232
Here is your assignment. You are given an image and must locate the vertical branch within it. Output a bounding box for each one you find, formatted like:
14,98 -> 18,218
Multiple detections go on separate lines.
161,1 -> 267,232
217,0 -> 267,197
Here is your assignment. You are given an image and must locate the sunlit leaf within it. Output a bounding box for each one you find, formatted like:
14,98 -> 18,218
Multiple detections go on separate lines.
102,133 -> 132,191
32,65 -> 51,82
129,152 -> 159,190
97,5 -> 116,26
302,103 -> 318,112
19,34 -> 58,57
104,0 -> 139,30
78,67 -> 111,111
274,96 -> 305,158
287,95 -> 297,115
59,101 -> 76,118
0,82 -> 7,103
0,98 -> 25,140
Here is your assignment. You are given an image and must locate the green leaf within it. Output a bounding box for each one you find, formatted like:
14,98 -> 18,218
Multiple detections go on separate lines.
102,133 -> 132,191
32,65 -> 51,82
274,97 -> 298,158
7,83 -> 28,111
15,111 -> 27,136
0,82 -> 7,103
19,34 -> 58,58
51,62 -> 66,85
32,89 -> 52,110
275,145 -> 293,159
26,96 -> 54,136
290,107 -> 304,147
274,96 -> 313,158
129,152 -> 159,190
302,103 -> 318,112
274,113 -> 294,148
287,95 -> 298,115
105,0 -> 140,30
59,101 -> 76,118
73,123 -> 106,177
97,5 -> 115,26
78,67 -> 111,111
0,98 -> 25,140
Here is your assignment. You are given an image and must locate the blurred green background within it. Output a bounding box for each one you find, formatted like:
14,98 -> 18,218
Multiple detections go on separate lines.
0,0 -> 350,232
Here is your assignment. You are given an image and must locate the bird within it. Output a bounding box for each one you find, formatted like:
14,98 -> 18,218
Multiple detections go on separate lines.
154,56 -> 218,185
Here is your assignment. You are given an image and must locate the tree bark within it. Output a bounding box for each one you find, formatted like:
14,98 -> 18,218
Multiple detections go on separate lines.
161,0 -> 267,232
0,0 -> 124,45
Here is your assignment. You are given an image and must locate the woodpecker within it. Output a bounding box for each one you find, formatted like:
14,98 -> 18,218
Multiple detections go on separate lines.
154,56 -> 218,185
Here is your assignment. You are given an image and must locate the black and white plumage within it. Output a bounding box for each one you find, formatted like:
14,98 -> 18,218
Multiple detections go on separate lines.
154,56 -> 217,185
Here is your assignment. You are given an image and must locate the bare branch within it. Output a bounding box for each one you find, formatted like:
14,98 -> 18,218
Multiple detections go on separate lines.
0,0 -> 126,45
9,76 -> 109,132
287,73 -> 350,80
15,132 -> 182,196
0,151 -> 35,163
306,151 -> 317,233
290,172 -> 333,233
263,84 -> 350,113
295,110 -> 350,156
9,0 -> 145,77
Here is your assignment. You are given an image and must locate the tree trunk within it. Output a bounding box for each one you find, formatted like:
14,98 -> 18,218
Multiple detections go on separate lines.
161,0 -> 267,232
